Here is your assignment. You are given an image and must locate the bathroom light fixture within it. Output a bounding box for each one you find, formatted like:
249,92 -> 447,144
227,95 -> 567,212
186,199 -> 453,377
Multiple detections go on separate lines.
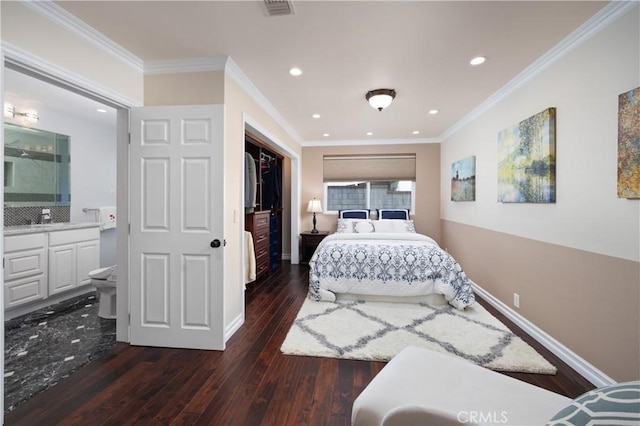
5,104 -> 39,121
366,89 -> 396,111
306,198 -> 323,234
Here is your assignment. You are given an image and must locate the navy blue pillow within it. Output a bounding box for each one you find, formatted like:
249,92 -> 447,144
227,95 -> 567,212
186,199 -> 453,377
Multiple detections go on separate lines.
339,209 -> 370,219
377,209 -> 410,220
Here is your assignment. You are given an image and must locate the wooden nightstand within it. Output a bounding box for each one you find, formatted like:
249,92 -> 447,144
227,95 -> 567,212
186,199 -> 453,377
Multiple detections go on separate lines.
300,231 -> 329,264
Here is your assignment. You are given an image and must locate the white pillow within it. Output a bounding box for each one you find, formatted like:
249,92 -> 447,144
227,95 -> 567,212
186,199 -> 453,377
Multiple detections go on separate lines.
375,220 -> 416,233
336,219 -> 416,233
336,219 -> 376,233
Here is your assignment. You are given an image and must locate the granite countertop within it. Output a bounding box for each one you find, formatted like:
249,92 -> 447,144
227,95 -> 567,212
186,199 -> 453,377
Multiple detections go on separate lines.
4,222 -> 101,236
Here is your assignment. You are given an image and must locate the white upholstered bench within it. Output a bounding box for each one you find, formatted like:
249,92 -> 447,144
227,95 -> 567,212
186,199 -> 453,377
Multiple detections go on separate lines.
351,346 -> 572,426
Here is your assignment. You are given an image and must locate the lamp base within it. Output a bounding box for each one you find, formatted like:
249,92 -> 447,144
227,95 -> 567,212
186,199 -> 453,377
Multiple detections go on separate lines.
311,212 -> 318,233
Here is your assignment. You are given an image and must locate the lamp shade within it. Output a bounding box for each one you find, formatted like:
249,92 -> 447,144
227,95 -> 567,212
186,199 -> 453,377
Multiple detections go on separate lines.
306,199 -> 323,213
366,89 -> 396,111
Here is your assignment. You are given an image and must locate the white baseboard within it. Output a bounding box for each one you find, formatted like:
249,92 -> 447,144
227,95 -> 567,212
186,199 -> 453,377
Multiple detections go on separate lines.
225,313 -> 244,343
471,282 -> 615,388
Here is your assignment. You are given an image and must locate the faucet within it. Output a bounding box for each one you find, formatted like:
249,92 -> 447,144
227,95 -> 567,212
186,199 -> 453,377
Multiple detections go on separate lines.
39,209 -> 52,224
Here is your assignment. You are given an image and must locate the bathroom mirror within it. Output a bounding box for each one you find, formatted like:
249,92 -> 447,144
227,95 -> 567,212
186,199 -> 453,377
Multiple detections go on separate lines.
4,123 -> 70,207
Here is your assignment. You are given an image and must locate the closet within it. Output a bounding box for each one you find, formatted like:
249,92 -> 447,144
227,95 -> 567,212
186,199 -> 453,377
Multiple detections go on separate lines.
245,133 -> 283,279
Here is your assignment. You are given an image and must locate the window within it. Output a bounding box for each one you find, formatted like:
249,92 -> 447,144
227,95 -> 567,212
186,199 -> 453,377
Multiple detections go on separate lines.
323,154 -> 416,215
324,180 -> 415,214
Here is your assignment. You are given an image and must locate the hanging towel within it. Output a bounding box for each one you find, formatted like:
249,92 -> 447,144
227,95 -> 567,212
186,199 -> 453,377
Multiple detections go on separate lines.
98,206 -> 117,231
244,231 -> 256,287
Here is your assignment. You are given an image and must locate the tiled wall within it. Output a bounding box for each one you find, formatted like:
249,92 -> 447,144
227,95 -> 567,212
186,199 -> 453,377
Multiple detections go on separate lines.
4,206 -> 70,227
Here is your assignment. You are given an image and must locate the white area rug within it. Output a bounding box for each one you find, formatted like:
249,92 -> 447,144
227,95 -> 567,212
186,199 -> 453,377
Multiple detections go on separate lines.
281,298 -> 557,374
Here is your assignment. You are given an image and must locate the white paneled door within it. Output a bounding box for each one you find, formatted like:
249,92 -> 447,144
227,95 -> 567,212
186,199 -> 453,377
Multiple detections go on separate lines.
130,105 -> 224,350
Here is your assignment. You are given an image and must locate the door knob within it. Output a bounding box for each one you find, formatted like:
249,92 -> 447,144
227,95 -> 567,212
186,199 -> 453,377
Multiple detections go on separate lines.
210,239 -> 221,248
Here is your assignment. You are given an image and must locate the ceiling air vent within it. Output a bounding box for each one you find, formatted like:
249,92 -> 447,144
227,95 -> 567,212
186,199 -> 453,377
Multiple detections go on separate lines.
264,0 -> 294,16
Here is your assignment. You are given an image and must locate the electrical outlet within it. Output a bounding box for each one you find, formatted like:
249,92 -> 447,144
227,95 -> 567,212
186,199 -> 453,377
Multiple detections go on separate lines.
513,293 -> 520,308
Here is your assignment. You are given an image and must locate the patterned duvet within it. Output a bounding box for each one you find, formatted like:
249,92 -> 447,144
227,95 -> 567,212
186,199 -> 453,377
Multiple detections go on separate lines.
308,232 -> 475,310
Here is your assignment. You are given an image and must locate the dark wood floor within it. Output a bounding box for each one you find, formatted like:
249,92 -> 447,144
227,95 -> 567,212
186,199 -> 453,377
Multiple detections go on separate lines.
5,262 -> 594,425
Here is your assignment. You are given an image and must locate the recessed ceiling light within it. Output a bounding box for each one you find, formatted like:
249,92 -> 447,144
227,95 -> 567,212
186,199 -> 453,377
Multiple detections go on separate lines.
366,132 -> 373,136
96,108 -> 107,113
323,133 -> 330,137
412,131 -> 420,135
428,109 -> 439,115
312,114 -> 320,119
289,67 -> 302,76
470,56 -> 486,66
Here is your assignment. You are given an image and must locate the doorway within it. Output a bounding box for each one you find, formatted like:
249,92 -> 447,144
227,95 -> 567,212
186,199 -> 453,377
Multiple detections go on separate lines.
2,60 -> 129,413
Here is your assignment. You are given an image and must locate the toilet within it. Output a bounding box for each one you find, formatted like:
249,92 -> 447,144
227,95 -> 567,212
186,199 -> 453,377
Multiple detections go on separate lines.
88,265 -> 117,319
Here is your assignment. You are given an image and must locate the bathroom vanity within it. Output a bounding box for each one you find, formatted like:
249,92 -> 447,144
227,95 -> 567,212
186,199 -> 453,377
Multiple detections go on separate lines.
4,223 -> 100,315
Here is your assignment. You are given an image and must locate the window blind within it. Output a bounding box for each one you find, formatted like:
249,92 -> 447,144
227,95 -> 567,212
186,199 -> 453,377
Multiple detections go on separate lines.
323,154 -> 416,182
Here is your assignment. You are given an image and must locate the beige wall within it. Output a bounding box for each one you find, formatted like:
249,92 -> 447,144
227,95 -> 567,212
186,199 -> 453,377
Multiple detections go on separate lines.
302,144 -> 441,243
144,71 -> 225,106
442,220 -> 640,382
440,7 -> 640,381
223,73 -> 301,330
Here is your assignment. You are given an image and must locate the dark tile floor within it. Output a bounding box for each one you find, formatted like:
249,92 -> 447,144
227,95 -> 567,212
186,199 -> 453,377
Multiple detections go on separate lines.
4,292 -> 117,413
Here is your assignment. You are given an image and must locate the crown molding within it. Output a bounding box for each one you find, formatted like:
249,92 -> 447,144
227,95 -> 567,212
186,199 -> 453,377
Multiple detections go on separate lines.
21,0 -> 143,73
440,0 -> 638,142
3,42 -> 142,108
142,55 -> 303,146
303,137 -> 440,147
225,57 -> 303,146
144,57 -> 228,75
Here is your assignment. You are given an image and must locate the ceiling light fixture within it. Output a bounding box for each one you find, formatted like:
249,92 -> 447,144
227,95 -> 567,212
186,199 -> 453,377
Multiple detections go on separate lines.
366,89 -> 396,111
289,67 -> 302,76
323,133 -> 330,137
96,108 -> 107,113
470,56 -> 486,66
412,131 -> 420,135
312,114 -> 320,119
366,132 -> 373,136
428,109 -> 439,115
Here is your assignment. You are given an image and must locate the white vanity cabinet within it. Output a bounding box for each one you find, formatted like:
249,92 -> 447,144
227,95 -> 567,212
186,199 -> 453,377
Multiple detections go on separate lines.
4,233 -> 48,308
48,228 -> 100,296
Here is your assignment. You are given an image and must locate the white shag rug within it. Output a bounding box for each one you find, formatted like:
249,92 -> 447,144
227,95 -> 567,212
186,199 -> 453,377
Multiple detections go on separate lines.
281,298 -> 557,374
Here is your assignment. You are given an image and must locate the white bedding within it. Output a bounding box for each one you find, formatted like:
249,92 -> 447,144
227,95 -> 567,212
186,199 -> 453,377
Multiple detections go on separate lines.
308,232 -> 475,310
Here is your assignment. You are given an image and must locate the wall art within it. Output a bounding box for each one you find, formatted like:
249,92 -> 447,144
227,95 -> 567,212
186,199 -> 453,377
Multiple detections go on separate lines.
451,156 -> 476,201
498,107 -> 556,203
618,86 -> 640,199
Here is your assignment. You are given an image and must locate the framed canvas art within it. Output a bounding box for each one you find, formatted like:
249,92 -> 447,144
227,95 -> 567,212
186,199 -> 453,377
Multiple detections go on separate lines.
497,108 -> 556,203
451,156 -> 476,201
617,86 -> 640,199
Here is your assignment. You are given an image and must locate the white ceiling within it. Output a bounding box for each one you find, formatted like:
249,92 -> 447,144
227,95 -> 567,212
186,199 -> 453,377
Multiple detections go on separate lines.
11,1 -> 609,144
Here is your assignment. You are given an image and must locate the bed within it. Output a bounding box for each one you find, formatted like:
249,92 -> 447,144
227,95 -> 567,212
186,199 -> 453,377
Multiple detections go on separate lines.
308,218 -> 475,310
